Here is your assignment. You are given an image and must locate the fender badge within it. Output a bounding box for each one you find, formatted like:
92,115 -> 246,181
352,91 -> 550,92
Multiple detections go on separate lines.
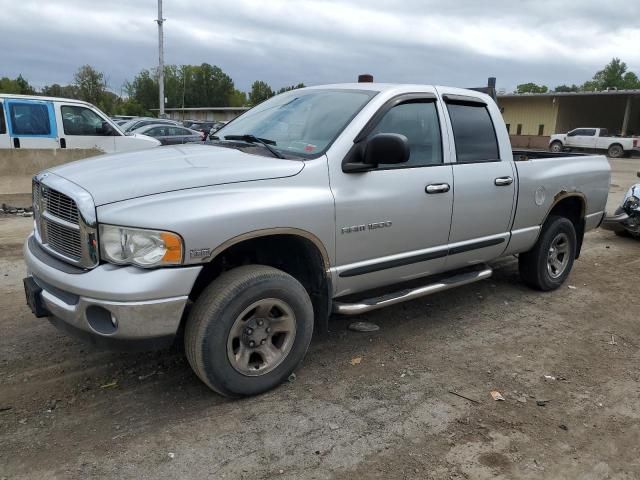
190,248 -> 211,259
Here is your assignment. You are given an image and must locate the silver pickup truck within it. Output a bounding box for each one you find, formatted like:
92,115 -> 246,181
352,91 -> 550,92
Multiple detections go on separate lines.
23,84 -> 610,397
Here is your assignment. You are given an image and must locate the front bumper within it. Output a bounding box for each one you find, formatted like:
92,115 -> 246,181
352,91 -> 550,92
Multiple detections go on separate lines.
24,234 -> 203,349
601,211 -> 630,232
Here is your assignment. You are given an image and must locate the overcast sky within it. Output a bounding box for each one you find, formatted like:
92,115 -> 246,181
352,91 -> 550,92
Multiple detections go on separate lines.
1,0 -> 640,96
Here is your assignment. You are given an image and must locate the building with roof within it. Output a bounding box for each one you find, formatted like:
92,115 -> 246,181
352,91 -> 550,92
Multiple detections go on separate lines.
151,106 -> 250,122
497,90 -> 640,148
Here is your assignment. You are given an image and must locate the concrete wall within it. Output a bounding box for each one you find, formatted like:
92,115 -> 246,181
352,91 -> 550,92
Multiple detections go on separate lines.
0,148 -> 102,178
498,96 -> 559,136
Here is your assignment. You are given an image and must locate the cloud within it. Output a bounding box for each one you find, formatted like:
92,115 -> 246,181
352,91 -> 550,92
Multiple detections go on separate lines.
1,0 -> 639,95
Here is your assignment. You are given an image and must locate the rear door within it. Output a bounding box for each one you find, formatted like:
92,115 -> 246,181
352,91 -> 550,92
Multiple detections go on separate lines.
5,99 -> 58,149
57,104 -> 117,152
439,91 -> 516,269
0,100 -> 10,148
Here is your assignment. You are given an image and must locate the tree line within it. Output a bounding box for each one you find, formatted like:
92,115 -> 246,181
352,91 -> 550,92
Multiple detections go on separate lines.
516,58 -> 640,94
0,63 -> 305,116
2,57 -> 638,114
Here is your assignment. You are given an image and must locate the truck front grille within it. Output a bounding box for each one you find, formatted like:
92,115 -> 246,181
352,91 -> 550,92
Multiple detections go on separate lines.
32,176 -> 98,269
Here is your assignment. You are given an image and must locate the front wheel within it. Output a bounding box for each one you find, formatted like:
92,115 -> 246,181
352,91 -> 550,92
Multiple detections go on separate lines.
185,265 -> 314,397
549,141 -> 563,153
519,216 -> 577,291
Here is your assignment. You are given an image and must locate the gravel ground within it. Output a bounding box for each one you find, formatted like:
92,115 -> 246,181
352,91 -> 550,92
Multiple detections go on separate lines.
1,158 -> 639,480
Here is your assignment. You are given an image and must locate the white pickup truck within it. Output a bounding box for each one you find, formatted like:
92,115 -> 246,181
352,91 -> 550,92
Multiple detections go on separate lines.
549,128 -> 639,158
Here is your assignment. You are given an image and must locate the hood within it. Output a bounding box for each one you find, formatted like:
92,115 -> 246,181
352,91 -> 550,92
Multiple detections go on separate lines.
49,144 -> 304,205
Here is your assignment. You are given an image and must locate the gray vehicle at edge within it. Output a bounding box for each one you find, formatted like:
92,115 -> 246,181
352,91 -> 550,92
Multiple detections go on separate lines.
23,83 -> 611,397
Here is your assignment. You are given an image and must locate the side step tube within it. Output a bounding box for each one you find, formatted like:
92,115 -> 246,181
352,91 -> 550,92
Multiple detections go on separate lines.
333,267 -> 493,315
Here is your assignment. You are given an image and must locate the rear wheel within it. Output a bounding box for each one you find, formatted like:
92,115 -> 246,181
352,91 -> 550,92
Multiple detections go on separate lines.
185,265 -> 314,397
607,143 -> 624,158
519,215 -> 577,291
549,141 -> 563,153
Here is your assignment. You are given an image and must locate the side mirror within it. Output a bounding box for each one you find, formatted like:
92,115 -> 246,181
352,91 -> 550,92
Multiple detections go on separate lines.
343,133 -> 410,172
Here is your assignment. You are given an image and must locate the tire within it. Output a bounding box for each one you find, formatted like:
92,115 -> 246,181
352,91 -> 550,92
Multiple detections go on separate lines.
519,215 -> 577,291
549,141 -> 563,153
607,143 -> 624,158
185,265 -> 314,397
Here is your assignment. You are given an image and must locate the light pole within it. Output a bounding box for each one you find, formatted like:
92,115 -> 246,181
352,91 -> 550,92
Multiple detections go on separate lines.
156,0 -> 165,117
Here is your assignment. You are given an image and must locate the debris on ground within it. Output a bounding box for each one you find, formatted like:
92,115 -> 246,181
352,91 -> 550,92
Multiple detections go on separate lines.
350,357 -> 362,365
490,390 -> 505,401
0,406 -> 12,413
348,321 -> 380,333
287,373 -> 296,383
559,424 -> 568,431
328,423 -> 340,431
100,381 -> 118,389
536,400 -> 550,407
544,375 -> 556,381
608,335 -> 617,345
0,204 -> 33,216
448,391 -> 480,404
137,371 -> 157,381
568,285 -> 577,290
168,452 -> 175,459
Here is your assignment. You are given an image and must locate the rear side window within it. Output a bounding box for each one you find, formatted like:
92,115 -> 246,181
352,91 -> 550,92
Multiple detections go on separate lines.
447,102 -> 499,163
0,102 -> 5,134
9,102 -> 51,135
369,100 -> 443,168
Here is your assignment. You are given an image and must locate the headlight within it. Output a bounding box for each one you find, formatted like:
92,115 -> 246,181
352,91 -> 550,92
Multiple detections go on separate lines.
624,195 -> 640,212
99,224 -> 183,267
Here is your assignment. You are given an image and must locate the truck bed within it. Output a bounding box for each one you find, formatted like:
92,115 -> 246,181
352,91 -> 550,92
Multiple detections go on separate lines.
512,149 -> 586,161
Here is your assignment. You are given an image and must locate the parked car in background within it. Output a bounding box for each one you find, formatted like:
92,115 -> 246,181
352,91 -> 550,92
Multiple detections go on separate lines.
133,124 -> 203,145
602,171 -> 640,238
0,94 -> 160,152
185,121 -> 219,139
549,128 -> 639,158
23,83 -> 610,398
120,117 -> 181,134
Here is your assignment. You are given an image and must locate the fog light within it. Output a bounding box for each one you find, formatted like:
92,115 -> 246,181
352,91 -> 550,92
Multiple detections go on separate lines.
86,306 -> 118,335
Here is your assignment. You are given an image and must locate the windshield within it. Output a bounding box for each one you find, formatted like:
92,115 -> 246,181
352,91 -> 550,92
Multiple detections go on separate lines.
215,89 -> 377,157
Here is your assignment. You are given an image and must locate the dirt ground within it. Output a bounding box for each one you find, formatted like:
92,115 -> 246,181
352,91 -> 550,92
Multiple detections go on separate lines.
1,159 -> 639,480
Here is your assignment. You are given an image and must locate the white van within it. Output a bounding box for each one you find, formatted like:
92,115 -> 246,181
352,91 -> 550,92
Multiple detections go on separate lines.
0,94 -> 160,152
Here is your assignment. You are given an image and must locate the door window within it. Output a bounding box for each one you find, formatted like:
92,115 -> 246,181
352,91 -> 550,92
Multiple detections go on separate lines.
61,105 -> 113,136
447,102 -> 500,163
170,127 -> 189,136
8,102 -> 52,136
582,129 -> 596,136
0,103 -> 5,134
369,101 -> 443,168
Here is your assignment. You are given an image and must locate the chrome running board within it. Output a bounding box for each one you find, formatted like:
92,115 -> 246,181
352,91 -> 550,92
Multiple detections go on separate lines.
333,266 -> 493,315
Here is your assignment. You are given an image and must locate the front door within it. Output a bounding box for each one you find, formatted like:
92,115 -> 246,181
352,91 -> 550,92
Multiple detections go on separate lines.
331,94 -> 454,296
57,104 -> 116,152
5,99 -> 58,149
0,101 -> 10,148
439,91 -> 516,270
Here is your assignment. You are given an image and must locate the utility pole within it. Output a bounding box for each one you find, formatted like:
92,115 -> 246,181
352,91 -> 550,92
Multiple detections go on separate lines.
156,0 -> 165,117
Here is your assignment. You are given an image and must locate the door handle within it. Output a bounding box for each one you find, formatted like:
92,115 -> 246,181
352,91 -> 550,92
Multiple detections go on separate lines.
60,138 -> 66,149
425,183 -> 450,194
494,176 -> 513,186
13,138 -> 20,149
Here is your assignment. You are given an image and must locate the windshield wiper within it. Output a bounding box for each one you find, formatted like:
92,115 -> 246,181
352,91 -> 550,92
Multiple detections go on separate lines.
222,134 -> 285,159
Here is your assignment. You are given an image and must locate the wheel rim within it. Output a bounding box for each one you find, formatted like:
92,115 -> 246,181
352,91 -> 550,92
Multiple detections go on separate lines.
546,232 -> 570,279
226,298 -> 297,376
551,143 -> 561,152
610,146 -> 622,157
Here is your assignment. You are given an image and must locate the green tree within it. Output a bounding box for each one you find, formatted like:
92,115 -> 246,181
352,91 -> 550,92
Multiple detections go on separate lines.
249,80 -> 275,105
582,58 -> 640,91
40,83 -> 79,98
553,84 -> 579,93
516,82 -> 548,94
73,65 -> 107,106
277,83 -> 306,94
229,89 -> 248,107
0,74 -> 36,94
